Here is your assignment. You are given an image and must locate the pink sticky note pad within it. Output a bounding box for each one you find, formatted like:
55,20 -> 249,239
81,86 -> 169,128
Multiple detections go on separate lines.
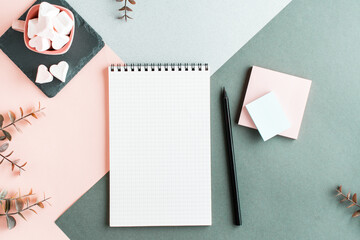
238,66 -> 312,139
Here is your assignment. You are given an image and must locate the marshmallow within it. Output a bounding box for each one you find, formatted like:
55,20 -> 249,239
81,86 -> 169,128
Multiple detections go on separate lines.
39,2 -> 60,19
50,61 -> 69,82
29,36 -> 51,51
36,65 -> 53,84
51,32 -> 70,50
53,11 -> 73,35
36,16 -> 55,40
27,18 -> 38,38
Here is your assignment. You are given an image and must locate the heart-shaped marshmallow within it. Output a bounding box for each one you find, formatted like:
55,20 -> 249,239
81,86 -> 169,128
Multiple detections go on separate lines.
50,61 -> 69,82
51,32 -> 70,50
39,2 -> 60,19
29,36 -> 51,51
36,65 -> 53,84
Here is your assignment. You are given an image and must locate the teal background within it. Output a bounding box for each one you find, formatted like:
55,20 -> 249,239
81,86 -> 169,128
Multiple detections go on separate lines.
56,0 -> 360,239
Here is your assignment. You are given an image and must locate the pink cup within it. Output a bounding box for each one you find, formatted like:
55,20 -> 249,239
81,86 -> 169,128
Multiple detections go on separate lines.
12,4 -> 75,55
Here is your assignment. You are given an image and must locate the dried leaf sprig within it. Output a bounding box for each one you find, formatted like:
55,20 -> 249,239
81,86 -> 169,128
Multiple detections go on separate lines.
117,0 -> 136,21
0,189 -> 51,230
0,102 -> 45,141
0,143 -> 26,173
336,185 -> 360,218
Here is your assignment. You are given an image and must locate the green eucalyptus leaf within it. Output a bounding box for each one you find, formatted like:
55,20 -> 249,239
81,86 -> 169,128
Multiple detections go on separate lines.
13,124 -> 22,133
6,215 -> 16,230
0,189 -> 8,199
0,135 -> 6,141
3,130 -> 11,141
8,111 -> 15,123
15,198 -> 24,212
0,143 -> 9,152
0,114 -> 3,128
5,199 -> 10,213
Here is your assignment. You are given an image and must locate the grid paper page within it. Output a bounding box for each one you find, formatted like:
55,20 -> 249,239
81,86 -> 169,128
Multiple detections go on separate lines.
109,65 -> 211,227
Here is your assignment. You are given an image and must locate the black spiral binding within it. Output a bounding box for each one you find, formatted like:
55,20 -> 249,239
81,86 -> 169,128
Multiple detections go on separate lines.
110,63 -> 209,72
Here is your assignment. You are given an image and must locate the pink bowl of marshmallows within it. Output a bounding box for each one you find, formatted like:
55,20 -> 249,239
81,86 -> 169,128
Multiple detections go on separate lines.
12,2 -> 75,55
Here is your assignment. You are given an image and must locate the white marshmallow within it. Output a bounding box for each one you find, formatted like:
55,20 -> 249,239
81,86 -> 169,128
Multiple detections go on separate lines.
50,61 -> 69,82
36,16 -> 55,40
51,32 -> 70,50
53,11 -> 73,35
27,18 -> 38,38
29,36 -> 51,51
39,2 -> 60,19
36,65 -> 53,84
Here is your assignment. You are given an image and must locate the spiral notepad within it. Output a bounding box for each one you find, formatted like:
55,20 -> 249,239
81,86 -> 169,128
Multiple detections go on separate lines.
108,64 -> 211,227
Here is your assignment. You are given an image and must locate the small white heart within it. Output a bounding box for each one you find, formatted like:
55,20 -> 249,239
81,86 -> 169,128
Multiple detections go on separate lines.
49,61 -> 69,82
51,33 -> 70,50
29,36 -> 51,52
36,64 -> 53,84
39,2 -> 60,18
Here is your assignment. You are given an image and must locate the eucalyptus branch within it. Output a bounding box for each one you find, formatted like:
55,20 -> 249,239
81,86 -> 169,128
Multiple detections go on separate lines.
0,143 -> 26,172
0,197 -> 51,217
336,185 -> 360,218
0,189 -> 51,230
0,153 -> 26,171
0,102 -> 45,142
0,108 -> 45,131
117,0 -> 136,21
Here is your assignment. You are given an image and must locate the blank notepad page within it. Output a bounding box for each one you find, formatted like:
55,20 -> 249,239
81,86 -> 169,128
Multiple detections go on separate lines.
108,64 -> 211,227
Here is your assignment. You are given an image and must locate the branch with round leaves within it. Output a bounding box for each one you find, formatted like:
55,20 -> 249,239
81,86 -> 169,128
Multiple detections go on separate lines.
336,185 -> 360,218
0,102 -> 45,141
0,142 -> 26,173
117,0 -> 136,21
0,189 -> 51,230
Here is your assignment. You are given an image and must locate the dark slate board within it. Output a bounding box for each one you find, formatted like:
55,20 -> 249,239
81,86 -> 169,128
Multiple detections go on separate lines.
0,0 -> 104,98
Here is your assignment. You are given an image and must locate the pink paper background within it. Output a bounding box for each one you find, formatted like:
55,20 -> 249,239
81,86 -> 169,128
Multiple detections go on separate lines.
0,0 -> 122,238
238,66 -> 312,139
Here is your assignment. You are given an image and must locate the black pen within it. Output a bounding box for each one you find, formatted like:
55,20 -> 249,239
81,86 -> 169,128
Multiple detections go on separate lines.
222,87 -> 242,226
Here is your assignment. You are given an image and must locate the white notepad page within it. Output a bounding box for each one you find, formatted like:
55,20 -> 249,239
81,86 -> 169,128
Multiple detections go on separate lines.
109,65 -> 211,227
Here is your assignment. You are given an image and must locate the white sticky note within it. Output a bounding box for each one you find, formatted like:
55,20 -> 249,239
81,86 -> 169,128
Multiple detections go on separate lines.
245,92 -> 291,141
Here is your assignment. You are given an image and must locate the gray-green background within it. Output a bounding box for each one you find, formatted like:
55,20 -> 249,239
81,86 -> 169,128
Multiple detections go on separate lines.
56,0 -> 360,239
